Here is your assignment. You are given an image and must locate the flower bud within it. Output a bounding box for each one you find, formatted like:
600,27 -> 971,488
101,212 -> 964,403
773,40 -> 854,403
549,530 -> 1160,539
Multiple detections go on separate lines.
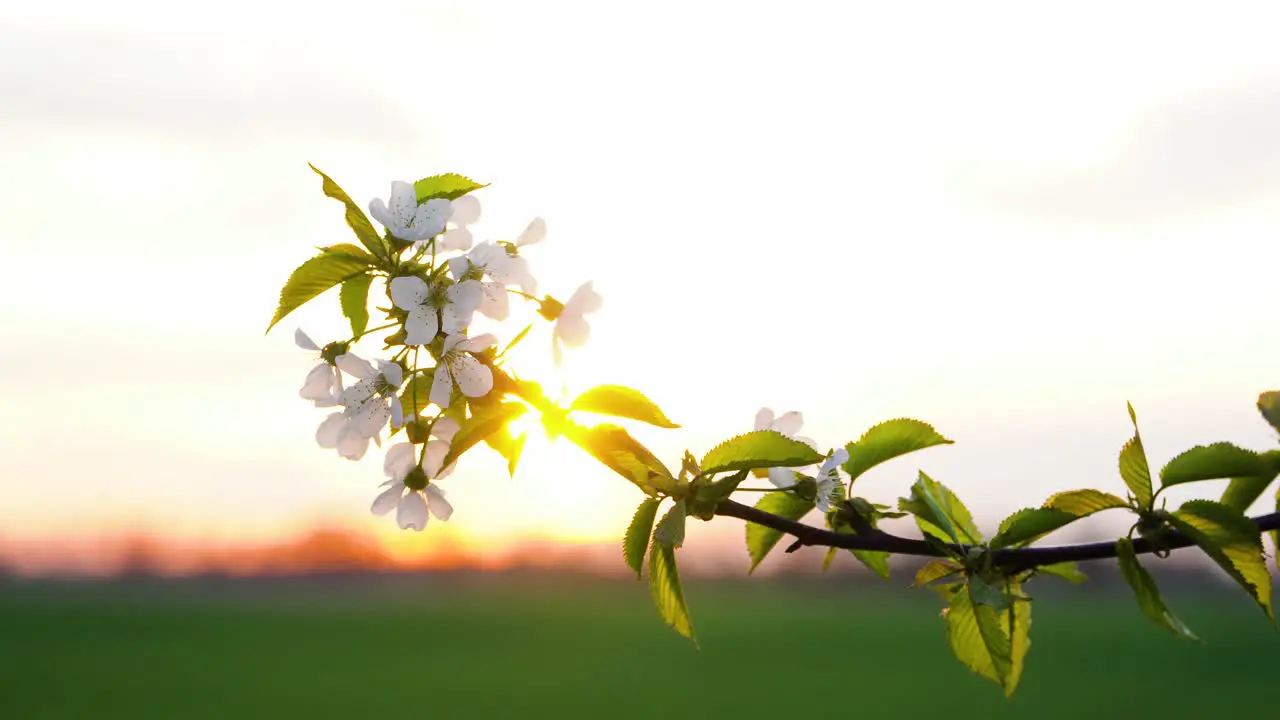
537,296 -> 565,321
320,341 -> 351,364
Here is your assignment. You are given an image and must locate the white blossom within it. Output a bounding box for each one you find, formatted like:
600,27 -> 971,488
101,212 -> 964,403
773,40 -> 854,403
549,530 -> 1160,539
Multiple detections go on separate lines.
438,194 -> 480,252
294,329 -> 341,407
515,217 -> 546,248
369,181 -> 452,243
315,355 -> 404,461
753,407 -> 820,489
389,276 -> 484,345
430,333 -> 497,408
813,448 -> 850,513
447,241 -> 536,321
551,281 -> 602,365
370,418 -> 460,531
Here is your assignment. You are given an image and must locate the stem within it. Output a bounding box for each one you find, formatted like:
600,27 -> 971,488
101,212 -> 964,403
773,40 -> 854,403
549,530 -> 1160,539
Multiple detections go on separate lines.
352,322 -> 399,341
714,499 -> 1280,573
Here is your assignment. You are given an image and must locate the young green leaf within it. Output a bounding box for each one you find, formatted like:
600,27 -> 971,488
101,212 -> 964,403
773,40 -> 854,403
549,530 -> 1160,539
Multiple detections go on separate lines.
624,498 -> 661,579
1159,443 -> 1271,489
440,402 -> 528,471
339,273 -> 373,337
842,418 -> 954,484
913,558 -> 964,588
653,501 -> 687,549
648,543 -> 696,646
700,430 -> 825,475
944,582 -> 1014,695
1259,391 -> 1280,434
990,507 -> 1079,549
1219,465 -> 1280,513
1044,488 -> 1129,517
899,471 -> 982,546
483,427 -> 528,478
266,251 -> 376,333
1034,562 -> 1087,584
1166,500 -> 1273,621
687,469 -> 749,520
851,550 -> 891,579
308,163 -> 391,264
569,385 -> 680,429
413,174 -> 489,202
1114,537 -> 1199,640
745,491 -> 813,573
565,423 -> 678,496
1119,402 -> 1154,509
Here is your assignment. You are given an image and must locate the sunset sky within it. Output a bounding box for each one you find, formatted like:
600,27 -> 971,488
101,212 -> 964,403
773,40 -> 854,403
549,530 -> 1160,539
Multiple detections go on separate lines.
2,1 -> 1278,574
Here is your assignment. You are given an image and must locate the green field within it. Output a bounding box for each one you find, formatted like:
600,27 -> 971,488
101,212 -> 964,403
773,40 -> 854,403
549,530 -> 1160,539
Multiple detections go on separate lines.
2,573 -> 1276,718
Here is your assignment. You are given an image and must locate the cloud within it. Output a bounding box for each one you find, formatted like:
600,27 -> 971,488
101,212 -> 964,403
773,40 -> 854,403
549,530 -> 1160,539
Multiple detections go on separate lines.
954,79 -> 1280,224
0,23 -> 421,142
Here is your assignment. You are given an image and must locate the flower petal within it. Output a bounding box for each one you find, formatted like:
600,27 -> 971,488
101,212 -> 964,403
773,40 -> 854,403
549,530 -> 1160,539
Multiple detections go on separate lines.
564,281 -> 602,316
294,328 -> 321,351
412,198 -> 452,240
371,482 -> 405,517
336,427 -> 371,461
316,412 -> 346,448
368,197 -> 394,230
378,361 -> 404,388
830,447 -> 850,467
396,491 -> 429,531
463,333 -> 498,353
422,438 -> 451,477
478,281 -> 509,321
389,396 -> 404,429
335,353 -> 375,379
439,227 -> 473,252
403,307 -> 440,346
384,442 -> 417,479
429,362 -> 454,408
425,485 -> 454,521
451,356 -> 494,399
300,363 -> 336,401
516,217 -> 546,247
767,467 -> 797,489
771,411 -> 804,437
389,276 -> 429,311
389,181 -> 418,225
431,417 -> 460,443
447,256 -> 471,281
753,407 -> 775,432
554,314 -> 591,348
450,194 -> 481,226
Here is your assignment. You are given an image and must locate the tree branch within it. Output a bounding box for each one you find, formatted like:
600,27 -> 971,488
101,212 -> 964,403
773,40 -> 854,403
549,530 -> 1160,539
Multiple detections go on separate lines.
714,499 -> 1280,573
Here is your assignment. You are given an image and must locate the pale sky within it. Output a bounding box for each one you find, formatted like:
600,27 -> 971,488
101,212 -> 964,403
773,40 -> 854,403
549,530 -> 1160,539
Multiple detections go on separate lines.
1,0 -> 1278,572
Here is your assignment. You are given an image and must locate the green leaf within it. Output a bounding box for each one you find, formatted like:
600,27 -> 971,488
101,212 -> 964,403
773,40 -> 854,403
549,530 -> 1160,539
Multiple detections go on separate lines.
700,431 -> 825,475
623,498 -> 661,579
851,550 -> 891,580
1119,402 -> 1154,509
1167,500 -> 1273,621
265,251 -> 376,333
745,491 -> 813,574
913,558 -> 963,588
990,508 -> 1079,549
1159,443 -> 1272,489
1114,537 -> 1199,640
565,423 -> 677,496
842,418 -> 954,484
1043,489 -> 1129,517
899,471 -> 981,546
569,385 -> 680,429
648,543 -> 696,646
1005,583 -> 1032,699
319,243 -> 380,264
413,173 -> 489,202
653,501 -> 687,549
1034,562 -> 1087,583
1259,391 -> 1280,434
1220,463 -> 1280,513
483,426 -> 528,478
308,164 -> 391,264
944,582 -> 1020,696
440,402 -> 528,471
338,273 -> 373,337
687,469 -> 748,521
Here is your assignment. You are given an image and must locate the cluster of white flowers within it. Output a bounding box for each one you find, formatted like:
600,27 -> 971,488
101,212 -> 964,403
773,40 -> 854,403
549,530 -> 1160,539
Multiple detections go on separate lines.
753,407 -> 848,512
295,182 -> 602,531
